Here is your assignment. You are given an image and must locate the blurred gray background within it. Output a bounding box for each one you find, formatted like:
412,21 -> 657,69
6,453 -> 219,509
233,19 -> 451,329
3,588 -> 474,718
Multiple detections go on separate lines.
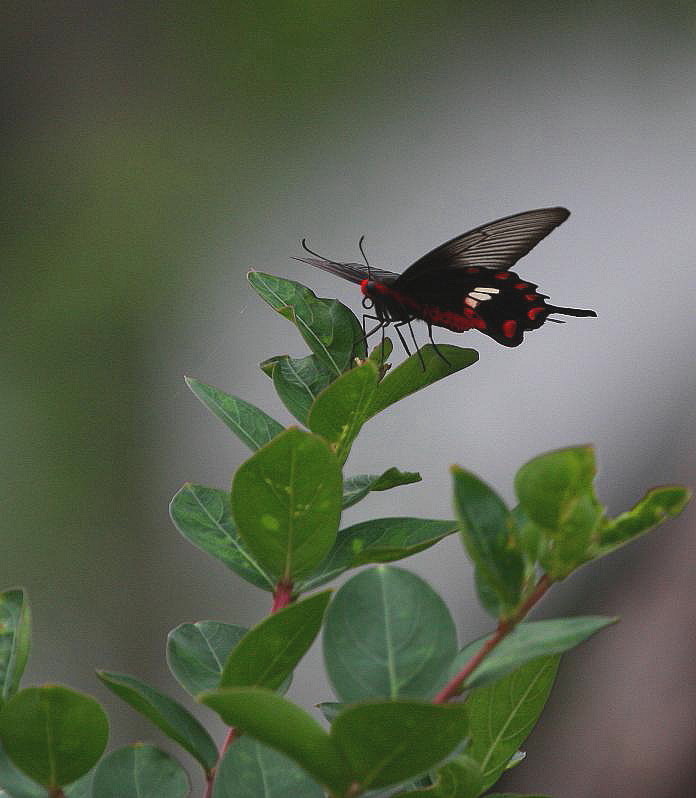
3,2 -> 695,796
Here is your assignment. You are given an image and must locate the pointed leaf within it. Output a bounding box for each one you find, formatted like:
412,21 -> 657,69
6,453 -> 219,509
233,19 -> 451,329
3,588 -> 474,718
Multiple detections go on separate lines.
331,701 -> 468,790
96,671 -> 217,773
91,744 -> 189,798
0,743 -> 46,798
221,591 -> 331,690
368,345 -> 478,418
170,484 -> 274,591
448,617 -> 617,689
452,468 -> 524,617
299,518 -> 456,592
308,360 -> 380,464
186,378 -> 283,450
213,735 -> 324,798
598,485 -> 691,555
167,621 -> 247,696
0,590 -> 31,706
342,469 -> 422,510
231,428 -> 342,583
248,271 -> 365,374
200,688 -> 350,795
270,354 -> 334,424
323,566 -> 458,701
0,686 -> 108,788
465,656 -> 559,792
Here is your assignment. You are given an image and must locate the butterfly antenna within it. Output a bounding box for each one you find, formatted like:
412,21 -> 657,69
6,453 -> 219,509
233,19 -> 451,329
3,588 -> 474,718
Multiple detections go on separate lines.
358,234 -> 372,281
300,239 -> 342,266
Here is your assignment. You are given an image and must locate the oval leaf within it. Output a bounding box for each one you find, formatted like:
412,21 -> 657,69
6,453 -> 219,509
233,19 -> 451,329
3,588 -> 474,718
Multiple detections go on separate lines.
96,671 -> 217,772
308,359 -> 380,464
92,744 -> 189,798
167,621 -> 247,696
213,735 -> 324,798
231,428 -> 342,583
186,378 -> 283,451
271,354 -> 334,424
170,484 -> 274,591
221,591 -> 331,690
323,566 -> 458,701
0,590 -> 31,706
0,686 -> 108,788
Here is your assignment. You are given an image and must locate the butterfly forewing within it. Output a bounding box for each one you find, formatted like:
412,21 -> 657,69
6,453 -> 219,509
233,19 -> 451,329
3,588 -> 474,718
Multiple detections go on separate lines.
293,256 -> 399,285
396,206 -> 570,280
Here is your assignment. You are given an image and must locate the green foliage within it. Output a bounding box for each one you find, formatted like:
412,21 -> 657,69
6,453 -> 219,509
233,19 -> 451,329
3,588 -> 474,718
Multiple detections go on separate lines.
2,273 -> 690,796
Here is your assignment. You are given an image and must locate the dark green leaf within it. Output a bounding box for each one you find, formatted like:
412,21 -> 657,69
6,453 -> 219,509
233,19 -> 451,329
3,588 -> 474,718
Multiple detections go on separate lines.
452,468 -> 524,617
221,591 -> 331,690
0,590 -> 31,706
200,688 -> 350,795
448,617 -> 616,689
331,700 -> 468,790
167,621 -> 247,696
248,272 -> 365,374
186,377 -> 283,450
96,671 -> 217,773
213,735 -> 324,798
170,484 -> 274,591
271,354 -> 334,423
323,566 -> 458,701
0,686 -> 108,788
391,753 -> 483,798
368,345 -> 478,418
299,518 -> 456,592
308,360 -> 380,464
598,485 -> 691,555
342,469 -> 422,510
91,744 -> 189,798
231,428 -> 342,583
0,743 -> 46,798
466,656 -> 559,792
368,336 -> 393,365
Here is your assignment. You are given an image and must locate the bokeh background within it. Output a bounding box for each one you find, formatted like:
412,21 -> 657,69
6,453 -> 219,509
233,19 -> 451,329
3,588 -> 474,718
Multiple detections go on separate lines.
3,2 -> 696,795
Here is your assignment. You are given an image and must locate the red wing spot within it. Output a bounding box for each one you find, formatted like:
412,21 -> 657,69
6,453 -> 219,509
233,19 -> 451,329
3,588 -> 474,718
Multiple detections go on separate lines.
466,266 -> 480,273
514,282 -> 528,290
524,293 -> 539,301
527,306 -> 546,321
502,320 -> 517,338
494,272 -> 512,280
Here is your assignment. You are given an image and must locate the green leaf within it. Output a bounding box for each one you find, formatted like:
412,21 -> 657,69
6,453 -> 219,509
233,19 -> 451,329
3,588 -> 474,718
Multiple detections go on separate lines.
465,656 -> 560,793
323,566 -> 458,701
0,686 -> 108,788
96,671 -> 217,773
63,770 -> 95,798
231,428 -> 342,583
308,360 -> 380,464
213,735 -> 324,798
248,272 -> 365,374
170,483 -> 274,591
331,701 -> 468,790
598,485 -> 691,555
317,702 -> 344,723
167,621 -> 247,696
390,754 -> 483,797
368,336 -> 393,365
368,345 -> 478,418
448,617 -> 616,689
0,590 -> 31,706
299,518 -> 456,592
342,468 -> 422,510
91,744 -> 189,798
271,354 -> 334,424
515,446 -> 603,578
221,591 -> 331,690
0,743 -> 46,798
452,468 -> 524,617
200,688 -> 350,795
186,377 -> 283,450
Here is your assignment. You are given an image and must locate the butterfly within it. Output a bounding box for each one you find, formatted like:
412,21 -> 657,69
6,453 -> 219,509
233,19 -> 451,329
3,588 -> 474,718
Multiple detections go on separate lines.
295,207 -> 596,360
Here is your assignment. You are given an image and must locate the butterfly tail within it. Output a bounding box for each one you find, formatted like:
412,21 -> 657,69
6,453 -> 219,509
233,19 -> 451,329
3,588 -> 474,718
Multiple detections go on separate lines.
547,305 -> 597,318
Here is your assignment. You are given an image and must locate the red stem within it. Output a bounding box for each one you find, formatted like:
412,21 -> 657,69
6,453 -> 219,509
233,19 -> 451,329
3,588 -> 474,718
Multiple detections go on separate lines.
271,580 -> 294,613
434,573 -> 552,704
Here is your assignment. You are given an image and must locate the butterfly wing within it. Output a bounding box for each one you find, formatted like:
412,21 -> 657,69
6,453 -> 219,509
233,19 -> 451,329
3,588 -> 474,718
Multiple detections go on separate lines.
397,207 -> 570,282
294,256 -> 399,285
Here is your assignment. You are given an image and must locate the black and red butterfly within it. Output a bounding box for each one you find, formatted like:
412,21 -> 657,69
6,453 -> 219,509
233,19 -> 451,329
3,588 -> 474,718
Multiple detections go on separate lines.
296,207 -> 596,359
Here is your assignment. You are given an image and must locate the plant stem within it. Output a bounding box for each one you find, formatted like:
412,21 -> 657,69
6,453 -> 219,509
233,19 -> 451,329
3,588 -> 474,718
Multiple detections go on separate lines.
433,573 -> 552,704
48,790 -> 65,798
271,580 -> 294,613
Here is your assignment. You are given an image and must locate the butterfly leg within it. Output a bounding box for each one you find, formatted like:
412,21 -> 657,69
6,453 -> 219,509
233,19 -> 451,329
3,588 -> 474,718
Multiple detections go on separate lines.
427,323 -> 451,366
394,319 -> 426,370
